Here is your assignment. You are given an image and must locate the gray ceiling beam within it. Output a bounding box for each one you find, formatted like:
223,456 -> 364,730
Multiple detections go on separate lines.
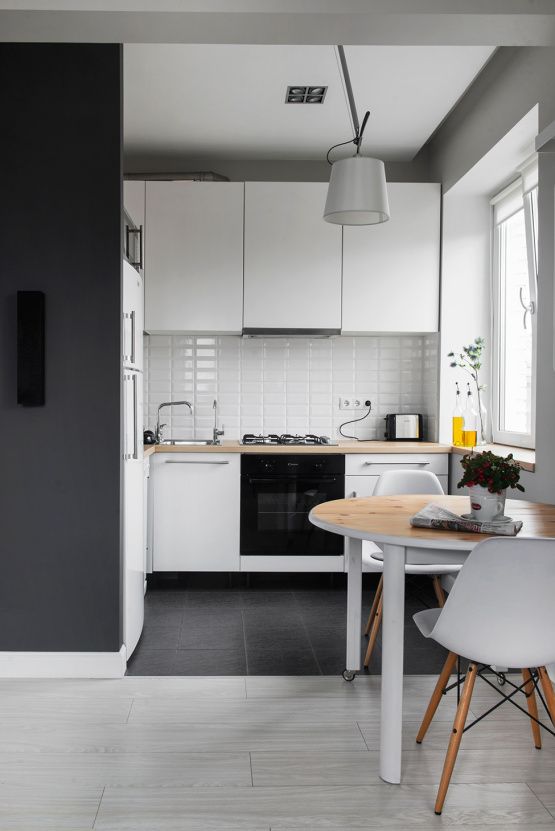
1,9 -> 555,45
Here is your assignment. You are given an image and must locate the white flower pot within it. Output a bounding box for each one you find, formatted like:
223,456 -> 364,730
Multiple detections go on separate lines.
468,485 -> 506,522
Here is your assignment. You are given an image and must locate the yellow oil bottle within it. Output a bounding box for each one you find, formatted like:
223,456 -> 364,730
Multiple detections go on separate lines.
452,383 -> 464,446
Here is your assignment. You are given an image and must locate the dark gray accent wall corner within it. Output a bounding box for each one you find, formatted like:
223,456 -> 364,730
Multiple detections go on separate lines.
0,44 -> 123,652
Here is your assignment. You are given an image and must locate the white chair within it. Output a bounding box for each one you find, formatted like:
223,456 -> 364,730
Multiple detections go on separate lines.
362,469 -> 463,669
414,537 -> 555,815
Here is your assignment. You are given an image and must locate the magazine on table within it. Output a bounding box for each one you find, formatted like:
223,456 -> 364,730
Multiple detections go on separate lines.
410,503 -> 523,536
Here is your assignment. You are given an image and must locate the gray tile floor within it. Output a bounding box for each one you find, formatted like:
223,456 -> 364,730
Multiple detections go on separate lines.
127,574 -> 449,676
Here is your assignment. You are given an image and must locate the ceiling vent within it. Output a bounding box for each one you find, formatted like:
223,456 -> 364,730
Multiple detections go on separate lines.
286,86 -> 327,104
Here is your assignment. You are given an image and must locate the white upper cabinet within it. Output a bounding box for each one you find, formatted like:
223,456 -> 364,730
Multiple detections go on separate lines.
342,183 -> 441,334
243,182 -> 342,331
144,181 -> 244,333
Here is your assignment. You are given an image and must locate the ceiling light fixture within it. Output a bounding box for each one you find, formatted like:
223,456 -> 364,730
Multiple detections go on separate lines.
286,85 -> 327,104
323,46 -> 389,226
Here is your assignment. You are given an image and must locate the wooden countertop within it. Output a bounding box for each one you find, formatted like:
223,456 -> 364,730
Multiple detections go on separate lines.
143,441 -> 451,455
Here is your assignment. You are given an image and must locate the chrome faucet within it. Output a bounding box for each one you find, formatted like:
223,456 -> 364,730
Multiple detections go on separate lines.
155,401 -> 192,443
212,399 -> 224,446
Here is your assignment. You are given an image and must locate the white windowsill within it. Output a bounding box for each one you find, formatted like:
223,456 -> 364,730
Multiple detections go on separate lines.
450,442 -> 535,473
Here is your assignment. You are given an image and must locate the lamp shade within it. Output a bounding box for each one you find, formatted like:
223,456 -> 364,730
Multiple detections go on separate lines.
323,155 -> 390,225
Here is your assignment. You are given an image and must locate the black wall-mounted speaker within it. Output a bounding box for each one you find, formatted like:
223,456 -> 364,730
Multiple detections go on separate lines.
17,290 -> 45,406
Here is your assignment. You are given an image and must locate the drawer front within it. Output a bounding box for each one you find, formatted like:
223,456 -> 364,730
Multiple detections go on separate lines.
345,453 -> 448,476
345,473 -> 448,498
345,475 -> 379,498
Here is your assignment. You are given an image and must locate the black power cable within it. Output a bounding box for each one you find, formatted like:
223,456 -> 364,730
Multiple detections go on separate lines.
339,400 -> 373,441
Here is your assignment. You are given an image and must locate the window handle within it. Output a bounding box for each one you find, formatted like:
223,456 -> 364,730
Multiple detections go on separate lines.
519,286 -> 535,330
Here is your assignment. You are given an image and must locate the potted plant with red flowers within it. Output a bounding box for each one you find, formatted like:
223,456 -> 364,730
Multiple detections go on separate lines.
458,450 -> 524,522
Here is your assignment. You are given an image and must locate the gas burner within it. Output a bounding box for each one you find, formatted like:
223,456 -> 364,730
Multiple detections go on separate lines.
241,433 -> 337,446
242,434 -> 280,446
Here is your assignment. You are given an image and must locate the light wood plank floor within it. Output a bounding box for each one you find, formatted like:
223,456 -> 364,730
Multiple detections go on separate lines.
0,675 -> 553,829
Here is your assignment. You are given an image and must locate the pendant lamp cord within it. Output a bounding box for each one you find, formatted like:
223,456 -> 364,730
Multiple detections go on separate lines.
326,109 -> 370,165
327,46 -> 370,165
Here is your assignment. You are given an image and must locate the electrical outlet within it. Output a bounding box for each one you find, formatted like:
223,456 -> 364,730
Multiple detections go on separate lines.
357,396 -> 372,409
339,396 -> 372,410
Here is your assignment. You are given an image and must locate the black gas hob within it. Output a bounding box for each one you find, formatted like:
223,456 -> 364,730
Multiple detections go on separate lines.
242,433 -> 338,446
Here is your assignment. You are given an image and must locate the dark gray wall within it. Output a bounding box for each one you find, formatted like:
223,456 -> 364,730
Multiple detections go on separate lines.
0,44 -> 122,651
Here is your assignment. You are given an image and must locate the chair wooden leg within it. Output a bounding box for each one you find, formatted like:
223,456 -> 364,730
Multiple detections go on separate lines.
522,668 -> 542,749
364,575 -> 383,636
416,651 -> 458,744
363,594 -> 383,668
432,576 -> 446,608
538,667 -> 555,725
434,663 -> 478,815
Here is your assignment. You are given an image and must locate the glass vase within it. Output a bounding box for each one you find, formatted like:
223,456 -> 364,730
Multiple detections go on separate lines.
476,393 -> 488,446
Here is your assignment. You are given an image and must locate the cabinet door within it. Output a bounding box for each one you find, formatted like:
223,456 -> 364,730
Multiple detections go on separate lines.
145,182 -> 244,333
243,182 -> 342,330
152,454 -> 240,571
342,183 -> 440,333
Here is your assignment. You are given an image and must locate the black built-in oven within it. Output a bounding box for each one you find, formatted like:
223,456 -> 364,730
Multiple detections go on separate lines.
240,454 -> 345,557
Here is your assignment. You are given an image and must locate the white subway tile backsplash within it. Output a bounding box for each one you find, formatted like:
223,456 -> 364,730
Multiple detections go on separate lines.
143,334 -> 439,441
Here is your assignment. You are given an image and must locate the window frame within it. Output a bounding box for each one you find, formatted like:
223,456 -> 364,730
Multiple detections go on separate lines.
491,176 -> 538,450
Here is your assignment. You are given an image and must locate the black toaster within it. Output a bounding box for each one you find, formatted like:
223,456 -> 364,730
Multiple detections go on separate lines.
384,413 -> 424,441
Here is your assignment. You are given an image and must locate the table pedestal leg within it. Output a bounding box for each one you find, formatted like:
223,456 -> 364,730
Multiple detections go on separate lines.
380,543 -> 406,784
345,537 -> 362,676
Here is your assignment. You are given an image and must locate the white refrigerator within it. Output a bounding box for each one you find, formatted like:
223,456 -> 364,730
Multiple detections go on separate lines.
122,258 -> 145,659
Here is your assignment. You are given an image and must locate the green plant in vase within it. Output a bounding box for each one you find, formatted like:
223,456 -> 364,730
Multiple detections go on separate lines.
447,337 -> 488,445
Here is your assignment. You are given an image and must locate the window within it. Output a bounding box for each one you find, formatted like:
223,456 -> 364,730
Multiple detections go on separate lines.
491,160 -> 538,449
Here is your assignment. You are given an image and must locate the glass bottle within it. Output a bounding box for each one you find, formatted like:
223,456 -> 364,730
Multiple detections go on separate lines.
452,382 -> 464,446
462,384 -> 478,448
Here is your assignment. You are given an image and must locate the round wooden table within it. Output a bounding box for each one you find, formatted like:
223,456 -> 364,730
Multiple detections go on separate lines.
309,493 -> 555,785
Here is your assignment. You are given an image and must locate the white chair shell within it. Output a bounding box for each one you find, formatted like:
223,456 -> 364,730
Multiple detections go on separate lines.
414,536 -> 555,669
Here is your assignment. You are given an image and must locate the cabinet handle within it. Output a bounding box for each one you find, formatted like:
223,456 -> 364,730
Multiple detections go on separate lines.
362,460 -> 430,466
350,491 -> 357,498
130,309 -> 136,366
122,311 -> 136,365
132,374 -> 138,460
126,225 -> 143,271
163,460 -> 230,465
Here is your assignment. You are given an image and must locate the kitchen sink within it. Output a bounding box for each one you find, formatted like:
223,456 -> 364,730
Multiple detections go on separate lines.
159,439 -> 214,446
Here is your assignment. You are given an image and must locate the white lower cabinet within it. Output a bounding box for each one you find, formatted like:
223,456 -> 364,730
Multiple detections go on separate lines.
345,453 -> 448,497
152,453 -> 240,572
344,453 -> 449,570
150,451 -> 449,574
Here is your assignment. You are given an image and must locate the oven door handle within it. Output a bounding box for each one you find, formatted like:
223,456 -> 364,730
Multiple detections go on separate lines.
246,477 -> 340,485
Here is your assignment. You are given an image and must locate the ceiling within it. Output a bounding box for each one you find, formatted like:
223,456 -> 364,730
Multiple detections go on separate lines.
123,44 -> 495,164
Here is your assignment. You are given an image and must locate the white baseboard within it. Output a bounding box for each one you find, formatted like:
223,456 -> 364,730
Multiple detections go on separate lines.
0,646 -> 127,678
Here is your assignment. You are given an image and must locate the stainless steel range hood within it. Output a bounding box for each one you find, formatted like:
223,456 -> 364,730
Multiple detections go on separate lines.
242,328 -> 340,338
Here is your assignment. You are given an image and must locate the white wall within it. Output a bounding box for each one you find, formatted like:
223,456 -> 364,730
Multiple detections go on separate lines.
439,192 -> 491,444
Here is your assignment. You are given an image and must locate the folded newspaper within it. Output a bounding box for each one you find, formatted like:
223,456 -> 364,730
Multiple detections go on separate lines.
410,503 -> 523,536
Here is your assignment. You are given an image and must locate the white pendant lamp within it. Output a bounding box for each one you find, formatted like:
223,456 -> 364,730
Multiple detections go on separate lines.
324,155 -> 389,225
324,47 -> 389,226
